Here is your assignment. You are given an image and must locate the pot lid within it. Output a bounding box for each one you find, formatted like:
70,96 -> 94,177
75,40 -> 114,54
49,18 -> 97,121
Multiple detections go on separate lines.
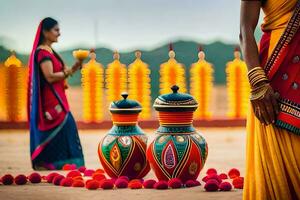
110,92 -> 142,114
153,85 -> 198,112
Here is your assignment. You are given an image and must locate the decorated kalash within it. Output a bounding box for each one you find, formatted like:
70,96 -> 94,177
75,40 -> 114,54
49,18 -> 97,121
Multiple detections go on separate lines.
98,92 -> 150,179
147,85 -> 208,182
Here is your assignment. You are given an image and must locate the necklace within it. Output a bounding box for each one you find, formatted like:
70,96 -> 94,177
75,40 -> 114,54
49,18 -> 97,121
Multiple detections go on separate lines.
38,44 -> 53,54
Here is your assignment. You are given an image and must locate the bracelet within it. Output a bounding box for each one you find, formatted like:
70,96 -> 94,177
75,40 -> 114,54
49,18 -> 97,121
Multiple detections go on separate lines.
247,66 -> 269,88
250,82 -> 270,100
63,70 -> 69,78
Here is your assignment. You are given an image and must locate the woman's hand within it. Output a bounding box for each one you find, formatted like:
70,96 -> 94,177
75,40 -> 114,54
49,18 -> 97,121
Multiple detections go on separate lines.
71,60 -> 83,73
250,83 -> 280,125
63,67 -> 73,77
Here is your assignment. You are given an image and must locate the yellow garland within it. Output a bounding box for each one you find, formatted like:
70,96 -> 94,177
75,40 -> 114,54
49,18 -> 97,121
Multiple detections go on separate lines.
226,51 -> 250,118
81,51 -> 104,122
4,53 -> 27,121
190,51 -> 214,119
160,50 -> 186,94
128,51 -> 151,119
0,63 -> 6,120
105,52 -> 127,102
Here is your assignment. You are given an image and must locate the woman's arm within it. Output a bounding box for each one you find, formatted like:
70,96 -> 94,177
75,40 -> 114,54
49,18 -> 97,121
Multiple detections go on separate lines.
40,60 -> 66,83
40,60 -> 83,84
239,0 -> 261,71
240,0 -> 279,125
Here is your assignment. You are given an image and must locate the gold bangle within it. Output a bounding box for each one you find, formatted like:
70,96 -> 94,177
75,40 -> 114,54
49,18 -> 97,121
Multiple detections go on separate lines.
247,67 -> 263,75
252,77 -> 268,86
250,87 -> 268,100
251,76 -> 269,87
248,67 -> 269,88
250,83 -> 270,100
63,70 -> 69,78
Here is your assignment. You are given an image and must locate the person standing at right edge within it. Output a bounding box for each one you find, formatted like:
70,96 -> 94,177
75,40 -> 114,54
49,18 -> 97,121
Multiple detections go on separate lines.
240,0 -> 300,199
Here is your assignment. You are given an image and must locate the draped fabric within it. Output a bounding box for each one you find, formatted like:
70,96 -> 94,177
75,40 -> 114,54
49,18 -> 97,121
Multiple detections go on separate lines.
27,20 -> 84,169
244,0 -> 300,199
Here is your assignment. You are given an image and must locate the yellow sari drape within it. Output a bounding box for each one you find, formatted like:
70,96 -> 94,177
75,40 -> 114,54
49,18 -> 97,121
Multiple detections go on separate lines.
244,106 -> 300,200
243,0 -> 300,200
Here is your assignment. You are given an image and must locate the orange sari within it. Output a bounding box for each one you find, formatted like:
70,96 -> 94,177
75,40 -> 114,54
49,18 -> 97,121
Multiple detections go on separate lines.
243,0 -> 300,200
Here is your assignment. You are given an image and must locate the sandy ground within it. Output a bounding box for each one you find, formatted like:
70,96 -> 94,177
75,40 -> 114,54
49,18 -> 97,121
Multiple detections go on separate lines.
0,127 -> 245,200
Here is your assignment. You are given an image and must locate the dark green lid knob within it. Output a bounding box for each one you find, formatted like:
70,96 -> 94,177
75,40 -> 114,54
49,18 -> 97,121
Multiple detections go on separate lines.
121,92 -> 128,100
171,85 -> 179,93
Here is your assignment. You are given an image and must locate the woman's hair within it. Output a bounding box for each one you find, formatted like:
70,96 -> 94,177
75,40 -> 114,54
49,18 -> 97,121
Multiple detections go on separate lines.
38,17 -> 64,66
38,17 -> 58,45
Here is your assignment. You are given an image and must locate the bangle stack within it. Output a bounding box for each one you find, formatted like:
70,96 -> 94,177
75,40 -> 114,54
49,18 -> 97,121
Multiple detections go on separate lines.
250,82 -> 271,100
248,67 -> 270,100
247,66 -> 269,88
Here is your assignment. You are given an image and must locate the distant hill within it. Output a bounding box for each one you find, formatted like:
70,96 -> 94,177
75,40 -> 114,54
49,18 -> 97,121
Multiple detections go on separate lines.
0,40 -> 238,100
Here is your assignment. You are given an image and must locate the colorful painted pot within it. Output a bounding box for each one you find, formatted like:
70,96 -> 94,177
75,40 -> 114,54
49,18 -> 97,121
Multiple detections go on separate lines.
98,93 -> 150,179
147,85 -> 208,182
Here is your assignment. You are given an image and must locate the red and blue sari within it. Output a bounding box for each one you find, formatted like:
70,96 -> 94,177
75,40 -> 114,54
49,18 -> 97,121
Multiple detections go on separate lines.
28,21 -> 84,170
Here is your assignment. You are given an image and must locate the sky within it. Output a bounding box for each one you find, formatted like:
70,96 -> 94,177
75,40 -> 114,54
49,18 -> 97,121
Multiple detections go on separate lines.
0,0 -> 262,53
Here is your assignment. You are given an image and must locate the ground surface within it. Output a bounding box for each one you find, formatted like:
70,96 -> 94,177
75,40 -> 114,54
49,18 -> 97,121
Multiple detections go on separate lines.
0,128 -> 245,200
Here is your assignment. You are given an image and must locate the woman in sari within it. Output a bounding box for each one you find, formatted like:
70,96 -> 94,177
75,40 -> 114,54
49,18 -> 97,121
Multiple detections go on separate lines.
240,0 -> 300,199
28,17 -> 85,170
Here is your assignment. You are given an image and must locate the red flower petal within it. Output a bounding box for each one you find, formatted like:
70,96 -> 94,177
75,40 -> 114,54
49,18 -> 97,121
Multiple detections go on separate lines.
60,177 -> 73,187
154,180 -> 168,190
45,172 -> 60,183
92,173 -> 106,181
72,180 -> 85,187
67,170 -> 82,178
118,176 -> 129,182
110,178 -> 117,184
52,175 -> 65,186
115,178 -> 128,188
202,175 -> 209,182
72,176 -> 84,181
204,179 -> 219,192
207,174 -> 222,184
143,179 -> 157,189
194,180 -> 201,186
100,179 -> 114,189
78,166 -> 86,173
228,168 -> 240,179
168,178 -> 182,189
218,173 -> 228,180
185,180 -> 196,188
95,169 -> 105,174
206,168 -> 218,175
219,181 -> 232,191
86,180 -> 100,190
129,181 -> 143,189
62,164 -> 73,170
232,177 -> 244,189
15,174 -> 27,185
1,174 -> 14,185
28,172 -> 42,184
84,169 -> 95,177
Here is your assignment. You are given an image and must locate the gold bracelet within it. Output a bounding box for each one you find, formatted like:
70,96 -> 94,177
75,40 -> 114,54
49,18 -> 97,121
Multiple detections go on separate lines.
248,70 -> 266,80
251,76 -> 269,87
247,67 -> 269,88
250,83 -> 270,100
247,67 -> 263,75
251,83 -> 268,93
63,70 -> 69,78
250,87 -> 269,100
